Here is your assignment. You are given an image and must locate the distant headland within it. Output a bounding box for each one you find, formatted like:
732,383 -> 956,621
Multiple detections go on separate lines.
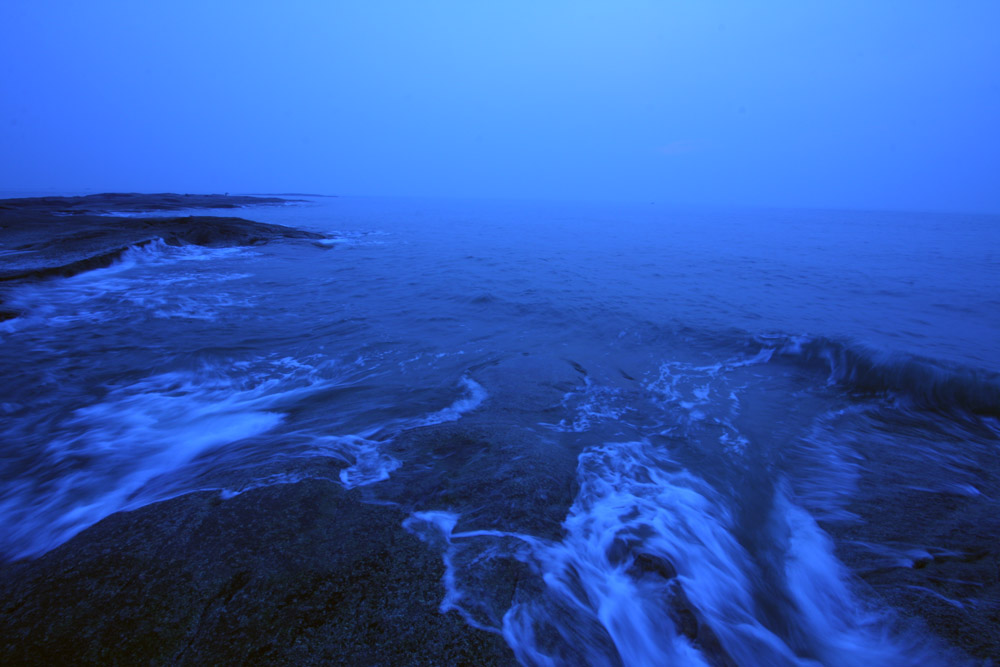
0,192 -> 324,320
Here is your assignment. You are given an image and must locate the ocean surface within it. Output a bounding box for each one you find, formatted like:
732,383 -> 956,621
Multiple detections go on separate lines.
2,196 -> 999,664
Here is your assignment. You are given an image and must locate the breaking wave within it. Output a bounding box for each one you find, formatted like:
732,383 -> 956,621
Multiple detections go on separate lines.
757,334 -> 1000,416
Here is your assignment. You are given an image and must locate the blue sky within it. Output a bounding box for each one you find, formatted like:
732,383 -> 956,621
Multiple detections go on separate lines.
2,1 -> 998,211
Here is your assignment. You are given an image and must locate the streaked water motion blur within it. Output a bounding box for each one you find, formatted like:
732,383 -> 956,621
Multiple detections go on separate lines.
2,196 -> 998,665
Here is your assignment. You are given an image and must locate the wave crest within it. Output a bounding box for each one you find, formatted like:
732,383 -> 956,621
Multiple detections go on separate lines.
758,334 -> 1000,416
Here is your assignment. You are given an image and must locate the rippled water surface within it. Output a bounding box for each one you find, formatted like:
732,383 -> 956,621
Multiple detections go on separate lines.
2,197 -> 999,664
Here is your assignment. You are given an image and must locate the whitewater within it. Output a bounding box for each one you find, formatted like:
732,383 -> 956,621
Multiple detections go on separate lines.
1,196 -> 998,664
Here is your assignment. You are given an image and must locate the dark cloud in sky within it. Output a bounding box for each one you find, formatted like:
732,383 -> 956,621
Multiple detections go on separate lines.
2,1 -> 998,211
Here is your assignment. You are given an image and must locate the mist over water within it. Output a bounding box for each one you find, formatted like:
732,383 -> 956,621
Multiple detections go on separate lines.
1,197 -> 997,663
2,2 -> 999,212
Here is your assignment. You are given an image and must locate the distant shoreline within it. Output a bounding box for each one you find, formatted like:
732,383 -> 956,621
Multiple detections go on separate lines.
0,192 -> 324,319
246,192 -> 336,197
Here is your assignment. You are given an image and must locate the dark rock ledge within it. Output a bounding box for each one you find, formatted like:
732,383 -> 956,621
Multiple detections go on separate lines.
0,397 -> 577,665
0,478 -> 515,666
0,193 -> 325,282
0,193 -> 325,320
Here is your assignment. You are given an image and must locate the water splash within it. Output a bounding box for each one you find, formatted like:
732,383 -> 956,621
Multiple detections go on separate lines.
410,439 -> 951,666
0,356 -> 329,559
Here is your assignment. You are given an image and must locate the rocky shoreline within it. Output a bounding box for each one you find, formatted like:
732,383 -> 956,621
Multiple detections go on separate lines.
0,194 -> 324,319
0,474 -> 516,666
0,418 -> 565,665
0,196 -> 526,664
3,194 -> 994,665
0,415 -> 576,664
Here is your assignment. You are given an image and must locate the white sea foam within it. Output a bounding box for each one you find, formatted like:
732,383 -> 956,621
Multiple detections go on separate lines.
410,439 -> 946,666
88,237 -> 255,274
503,441 -> 795,666
0,363 -> 490,559
0,356 -> 333,560
420,376 -> 488,426
313,230 -> 388,247
0,239 -> 256,333
542,377 -> 634,433
334,376 -> 486,487
319,434 -> 401,488
217,471 -> 351,500
219,375 -> 487,497
403,511 -> 503,633
770,486 -> 942,666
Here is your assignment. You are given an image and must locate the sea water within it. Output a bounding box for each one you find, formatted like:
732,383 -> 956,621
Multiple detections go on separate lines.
1,196 -> 998,665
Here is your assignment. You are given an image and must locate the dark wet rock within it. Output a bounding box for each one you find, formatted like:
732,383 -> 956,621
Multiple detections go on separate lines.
627,552 -> 678,581
666,582 -> 735,667
0,192 -> 292,215
605,536 -> 636,566
376,423 -> 579,542
0,355 -> 578,664
0,193 -> 324,283
835,517 -> 1000,662
362,421 -> 581,636
823,411 -> 1000,663
0,478 -> 515,666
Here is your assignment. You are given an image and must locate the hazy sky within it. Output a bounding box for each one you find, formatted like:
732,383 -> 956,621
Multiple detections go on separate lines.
2,1 -> 998,211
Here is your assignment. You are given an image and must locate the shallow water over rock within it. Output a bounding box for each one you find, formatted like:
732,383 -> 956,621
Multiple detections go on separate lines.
1,196 -> 998,664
